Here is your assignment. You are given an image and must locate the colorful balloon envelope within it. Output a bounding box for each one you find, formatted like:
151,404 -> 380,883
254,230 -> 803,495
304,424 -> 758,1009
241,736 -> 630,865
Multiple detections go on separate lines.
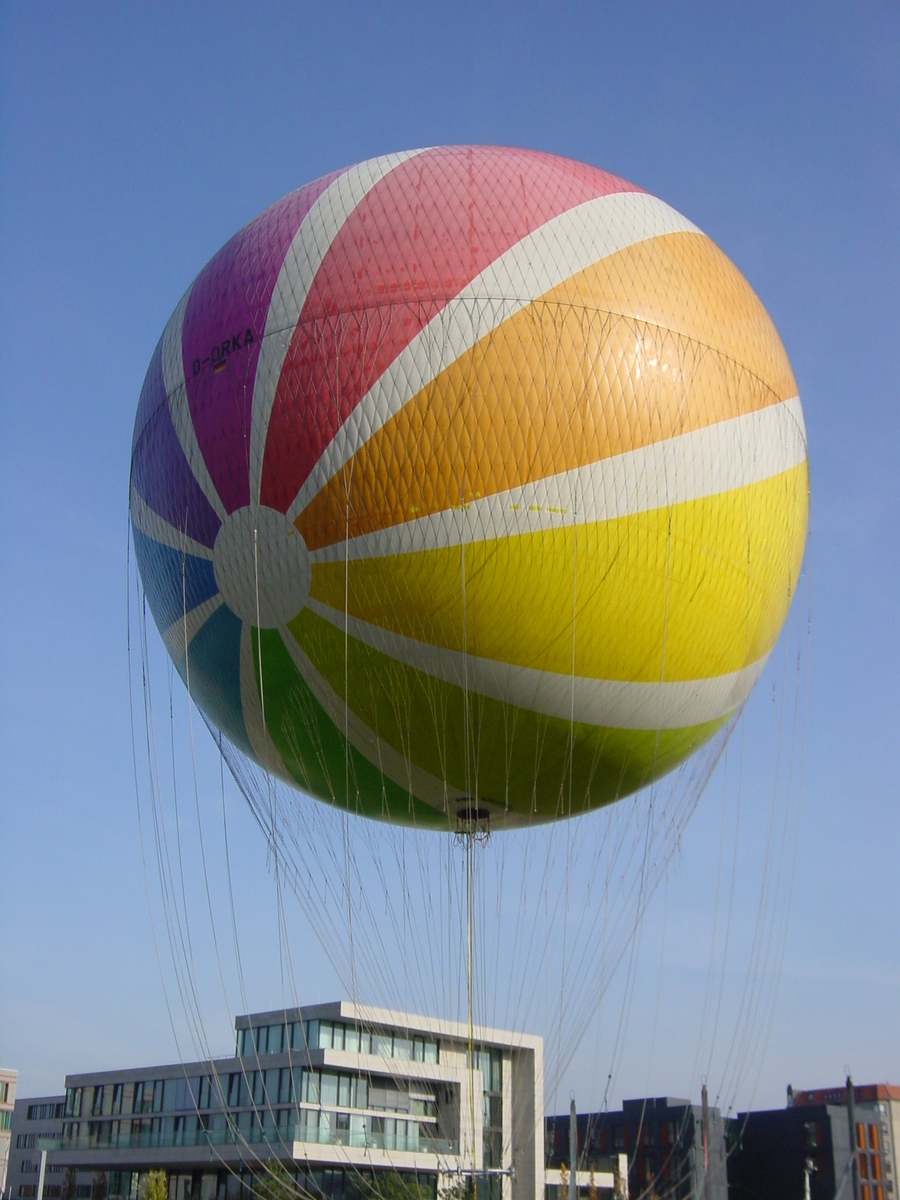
130,146 -> 809,829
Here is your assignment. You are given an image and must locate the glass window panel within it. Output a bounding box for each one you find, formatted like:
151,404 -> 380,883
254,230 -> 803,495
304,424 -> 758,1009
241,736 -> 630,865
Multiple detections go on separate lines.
491,1052 -> 502,1093
319,1022 -> 333,1050
264,1070 -> 279,1104
393,1037 -> 412,1061
373,1033 -> 393,1058
269,1025 -> 284,1055
424,1040 -> 438,1065
307,1021 -> 319,1051
320,1073 -> 338,1108
344,1027 -> 359,1054
338,1077 -> 350,1108
253,1072 -> 264,1106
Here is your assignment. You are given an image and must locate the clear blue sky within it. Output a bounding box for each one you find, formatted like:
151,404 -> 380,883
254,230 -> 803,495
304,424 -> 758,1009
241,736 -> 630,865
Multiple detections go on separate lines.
1,1 -> 898,1114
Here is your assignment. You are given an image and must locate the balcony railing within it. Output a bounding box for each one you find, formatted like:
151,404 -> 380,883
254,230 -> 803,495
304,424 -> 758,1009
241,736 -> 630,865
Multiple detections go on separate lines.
40,1125 -> 457,1158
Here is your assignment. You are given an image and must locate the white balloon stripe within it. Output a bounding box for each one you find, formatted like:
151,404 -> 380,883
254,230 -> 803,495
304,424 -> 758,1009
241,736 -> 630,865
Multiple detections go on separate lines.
287,190 -> 700,522
239,624 -> 291,781
161,287 -> 228,523
304,597 -> 767,731
162,595 -> 223,663
275,627 -> 450,815
309,395 -> 807,564
248,149 -> 432,507
129,485 -> 215,561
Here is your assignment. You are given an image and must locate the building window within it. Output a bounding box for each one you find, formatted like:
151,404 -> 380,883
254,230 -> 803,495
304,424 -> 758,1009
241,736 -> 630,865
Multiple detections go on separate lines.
27,1103 -> 64,1121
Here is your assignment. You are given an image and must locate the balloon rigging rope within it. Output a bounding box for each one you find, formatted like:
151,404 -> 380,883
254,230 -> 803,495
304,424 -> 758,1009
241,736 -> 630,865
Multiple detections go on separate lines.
130,334 -> 810,1191
131,532 -> 260,1188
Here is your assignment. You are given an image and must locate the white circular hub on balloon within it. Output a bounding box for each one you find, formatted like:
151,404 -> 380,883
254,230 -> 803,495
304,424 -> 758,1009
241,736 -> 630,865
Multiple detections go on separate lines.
212,505 -> 310,628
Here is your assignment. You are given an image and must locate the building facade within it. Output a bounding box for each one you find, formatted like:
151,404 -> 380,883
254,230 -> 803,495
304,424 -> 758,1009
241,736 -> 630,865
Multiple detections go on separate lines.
791,1084 -> 899,1200
31,1003 -> 545,1200
546,1095 -> 726,1200
6,1098 -> 66,1200
728,1083 -> 898,1200
1,1070 -> 18,1199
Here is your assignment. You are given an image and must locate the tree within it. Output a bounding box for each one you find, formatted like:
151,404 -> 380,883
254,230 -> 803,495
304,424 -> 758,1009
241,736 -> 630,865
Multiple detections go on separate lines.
140,1171 -> 168,1200
61,1168 -> 78,1200
254,1162 -> 298,1200
91,1173 -> 108,1200
558,1164 -> 569,1200
438,1178 -> 475,1200
364,1173 -> 432,1200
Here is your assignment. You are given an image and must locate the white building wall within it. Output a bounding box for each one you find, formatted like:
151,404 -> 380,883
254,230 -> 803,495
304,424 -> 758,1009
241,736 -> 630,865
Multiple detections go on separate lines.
0,1070 -> 17,1200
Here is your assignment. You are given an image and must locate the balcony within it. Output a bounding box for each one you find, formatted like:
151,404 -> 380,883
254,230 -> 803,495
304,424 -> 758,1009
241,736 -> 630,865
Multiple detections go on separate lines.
40,1123 -> 457,1158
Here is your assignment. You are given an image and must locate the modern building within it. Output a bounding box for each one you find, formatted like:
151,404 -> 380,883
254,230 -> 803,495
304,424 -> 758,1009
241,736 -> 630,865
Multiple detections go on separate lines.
546,1094 -> 725,1200
30,1002 -> 547,1200
791,1083 -> 899,1199
1,1070 -> 18,1200
6,1097 -> 66,1200
727,1082 -> 898,1200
